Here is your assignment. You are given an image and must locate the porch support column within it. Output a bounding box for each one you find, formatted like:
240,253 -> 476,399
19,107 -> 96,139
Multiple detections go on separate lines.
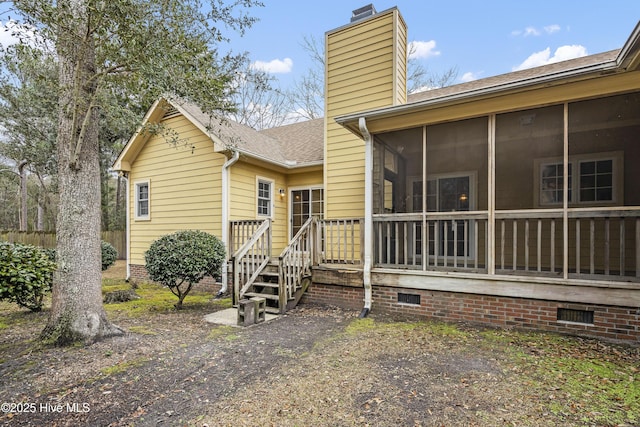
563,104 -> 569,279
359,117 -> 373,316
488,115 -> 496,275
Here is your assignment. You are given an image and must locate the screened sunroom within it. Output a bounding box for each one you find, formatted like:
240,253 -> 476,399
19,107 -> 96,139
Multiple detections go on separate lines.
371,90 -> 640,282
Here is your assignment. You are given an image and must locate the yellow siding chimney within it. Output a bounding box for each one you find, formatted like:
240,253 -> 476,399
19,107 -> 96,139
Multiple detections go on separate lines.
324,6 -> 407,219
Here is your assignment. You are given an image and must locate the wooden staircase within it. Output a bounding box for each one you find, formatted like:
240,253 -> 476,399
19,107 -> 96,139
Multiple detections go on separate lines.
241,259 -> 311,314
231,217 -> 317,318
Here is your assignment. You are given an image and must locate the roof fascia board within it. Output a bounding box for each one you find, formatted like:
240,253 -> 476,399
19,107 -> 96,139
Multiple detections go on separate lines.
218,147 -> 324,170
169,101 -> 228,151
617,21 -> 640,70
112,97 -> 164,171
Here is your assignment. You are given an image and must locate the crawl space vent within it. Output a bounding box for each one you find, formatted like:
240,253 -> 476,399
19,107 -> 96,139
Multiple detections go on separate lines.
398,293 -> 420,305
557,308 -> 594,324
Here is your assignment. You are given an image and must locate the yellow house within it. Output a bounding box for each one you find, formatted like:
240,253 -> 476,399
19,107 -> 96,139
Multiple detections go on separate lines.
115,5 -> 640,341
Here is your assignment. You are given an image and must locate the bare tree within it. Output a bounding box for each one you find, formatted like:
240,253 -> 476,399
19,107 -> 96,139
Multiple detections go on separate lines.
288,34 -> 459,120
229,59 -> 292,130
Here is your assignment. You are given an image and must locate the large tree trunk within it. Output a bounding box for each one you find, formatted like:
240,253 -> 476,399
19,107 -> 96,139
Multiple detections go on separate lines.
41,0 -> 122,345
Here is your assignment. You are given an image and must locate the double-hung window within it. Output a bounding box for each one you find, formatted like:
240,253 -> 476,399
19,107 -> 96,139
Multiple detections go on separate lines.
536,153 -> 619,206
257,178 -> 273,217
135,180 -> 150,220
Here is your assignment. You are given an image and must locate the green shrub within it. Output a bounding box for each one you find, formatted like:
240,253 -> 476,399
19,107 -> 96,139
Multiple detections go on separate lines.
101,241 -> 118,271
0,242 -> 57,311
144,230 -> 225,308
44,240 -> 118,271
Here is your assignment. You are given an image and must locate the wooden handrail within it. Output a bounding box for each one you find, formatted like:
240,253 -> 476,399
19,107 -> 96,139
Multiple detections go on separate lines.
279,217 -> 315,306
232,219 -> 272,304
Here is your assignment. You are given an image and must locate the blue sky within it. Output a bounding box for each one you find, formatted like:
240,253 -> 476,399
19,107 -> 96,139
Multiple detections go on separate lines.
230,1 -> 640,89
0,1 -> 638,91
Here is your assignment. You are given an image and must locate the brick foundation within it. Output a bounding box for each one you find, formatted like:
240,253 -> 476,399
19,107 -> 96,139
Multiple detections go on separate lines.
128,263 -> 223,294
303,282 -> 640,344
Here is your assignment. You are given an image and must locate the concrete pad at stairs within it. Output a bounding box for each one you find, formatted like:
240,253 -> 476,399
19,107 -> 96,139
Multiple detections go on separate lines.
204,308 -> 279,327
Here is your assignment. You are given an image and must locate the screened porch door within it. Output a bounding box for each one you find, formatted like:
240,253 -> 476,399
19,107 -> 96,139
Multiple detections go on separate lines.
290,188 -> 324,238
430,175 -> 471,258
411,174 -> 473,261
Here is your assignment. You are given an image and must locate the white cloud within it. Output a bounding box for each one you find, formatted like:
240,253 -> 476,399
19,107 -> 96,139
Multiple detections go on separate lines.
460,71 -> 479,83
0,21 -> 23,47
544,24 -> 561,34
513,24 -> 561,37
251,57 -> 293,74
408,40 -> 440,60
513,45 -> 588,71
0,20 -> 45,48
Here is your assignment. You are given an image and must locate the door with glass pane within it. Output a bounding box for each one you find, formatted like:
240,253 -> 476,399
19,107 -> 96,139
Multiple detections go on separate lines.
291,188 -> 324,238
424,175 -> 472,260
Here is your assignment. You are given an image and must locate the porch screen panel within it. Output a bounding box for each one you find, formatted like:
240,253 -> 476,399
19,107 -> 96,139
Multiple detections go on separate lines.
495,105 -> 564,275
372,127 -> 422,267
568,91 -> 640,280
425,117 -> 488,271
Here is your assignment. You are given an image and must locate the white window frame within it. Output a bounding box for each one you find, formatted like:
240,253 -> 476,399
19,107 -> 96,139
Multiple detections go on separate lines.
134,179 -> 150,220
256,177 -> 274,218
534,151 -> 622,207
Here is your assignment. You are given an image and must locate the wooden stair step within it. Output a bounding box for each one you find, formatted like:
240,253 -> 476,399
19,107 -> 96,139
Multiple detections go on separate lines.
260,271 -> 279,278
244,292 -> 279,301
252,281 -> 279,289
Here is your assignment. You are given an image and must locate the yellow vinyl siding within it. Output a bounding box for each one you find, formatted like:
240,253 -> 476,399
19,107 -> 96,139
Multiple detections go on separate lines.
229,161 -> 288,253
394,16 -> 407,104
286,169 -> 323,188
325,8 -> 407,220
128,114 -> 224,265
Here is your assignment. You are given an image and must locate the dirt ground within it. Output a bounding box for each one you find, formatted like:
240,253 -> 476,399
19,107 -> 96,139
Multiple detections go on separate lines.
0,262 -> 638,426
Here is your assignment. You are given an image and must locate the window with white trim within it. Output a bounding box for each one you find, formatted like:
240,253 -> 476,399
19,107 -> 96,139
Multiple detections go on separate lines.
135,180 -> 150,220
257,178 -> 273,217
536,153 -> 620,206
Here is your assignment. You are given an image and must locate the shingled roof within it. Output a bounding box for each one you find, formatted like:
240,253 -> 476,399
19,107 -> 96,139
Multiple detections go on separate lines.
121,46 -> 630,172
176,101 -> 323,168
259,118 -> 324,165
406,49 -> 621,105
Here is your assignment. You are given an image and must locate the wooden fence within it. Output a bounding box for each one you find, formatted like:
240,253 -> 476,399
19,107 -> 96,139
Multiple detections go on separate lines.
0,230 -> 126,260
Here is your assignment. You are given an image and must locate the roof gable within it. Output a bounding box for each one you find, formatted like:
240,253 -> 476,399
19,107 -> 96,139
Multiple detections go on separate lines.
113,98 -> 324,172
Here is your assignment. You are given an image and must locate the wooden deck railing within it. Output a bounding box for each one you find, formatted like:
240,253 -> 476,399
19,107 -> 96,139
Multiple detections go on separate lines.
229,219 -> 264,258
373,212 -> 488,272
231,219 -> 271,304
495,210 -> 563,275
318,218 -> 363,265
372,207 -> 640,281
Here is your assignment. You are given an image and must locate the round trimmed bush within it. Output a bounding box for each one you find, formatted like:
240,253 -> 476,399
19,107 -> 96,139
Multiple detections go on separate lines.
101,241 -> 118,271
0,242 -> 57,311
144,230 -> 225,307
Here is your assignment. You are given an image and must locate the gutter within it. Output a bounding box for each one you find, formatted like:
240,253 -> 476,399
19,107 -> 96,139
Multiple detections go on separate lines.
358,117 -> 373,318
218,150 -> 239,297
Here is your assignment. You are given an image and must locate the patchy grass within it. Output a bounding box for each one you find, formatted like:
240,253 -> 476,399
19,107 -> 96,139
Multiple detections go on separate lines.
207,325 -> 237,340
479,329 -> 640,426
127,326 -> 158,335
100,356 -> 151,376
103,281 -> 230,317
